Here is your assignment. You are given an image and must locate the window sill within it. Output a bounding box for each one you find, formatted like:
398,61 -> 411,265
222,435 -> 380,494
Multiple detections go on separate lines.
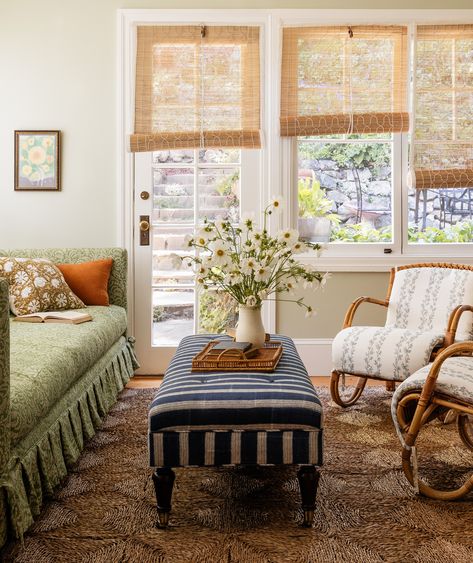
299,254 -> 473,272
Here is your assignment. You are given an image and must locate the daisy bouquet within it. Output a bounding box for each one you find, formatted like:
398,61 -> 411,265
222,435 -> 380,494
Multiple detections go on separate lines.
184,198 -> 328,317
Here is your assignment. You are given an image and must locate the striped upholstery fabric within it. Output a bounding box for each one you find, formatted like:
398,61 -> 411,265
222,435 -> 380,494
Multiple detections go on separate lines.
149,334 -> 323,468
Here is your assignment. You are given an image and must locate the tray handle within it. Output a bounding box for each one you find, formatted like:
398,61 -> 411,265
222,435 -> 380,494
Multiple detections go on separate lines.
216,348 -> 246,361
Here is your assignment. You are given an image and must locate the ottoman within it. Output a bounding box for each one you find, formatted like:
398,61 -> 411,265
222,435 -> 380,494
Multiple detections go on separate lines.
148,334 -> 323,527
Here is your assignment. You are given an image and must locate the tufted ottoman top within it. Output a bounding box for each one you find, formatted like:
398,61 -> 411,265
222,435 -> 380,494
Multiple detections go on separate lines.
149,334 -> 323,433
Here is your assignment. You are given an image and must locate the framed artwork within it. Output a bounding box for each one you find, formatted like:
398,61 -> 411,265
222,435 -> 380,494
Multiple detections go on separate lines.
14,130 -> 61,191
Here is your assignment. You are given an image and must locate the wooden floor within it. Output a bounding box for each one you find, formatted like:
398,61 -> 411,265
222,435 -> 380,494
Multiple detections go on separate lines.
127,375 -> 384,389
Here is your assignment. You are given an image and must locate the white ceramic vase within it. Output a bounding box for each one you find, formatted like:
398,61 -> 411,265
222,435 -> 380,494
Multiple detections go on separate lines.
235,305 -> 265,348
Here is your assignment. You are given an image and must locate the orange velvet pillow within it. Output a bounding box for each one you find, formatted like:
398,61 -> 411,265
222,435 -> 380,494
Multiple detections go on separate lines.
57,259 -> 113,306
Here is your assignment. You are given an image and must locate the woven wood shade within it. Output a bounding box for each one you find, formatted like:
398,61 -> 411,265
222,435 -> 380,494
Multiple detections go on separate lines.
280,26 -> 409,137
130,25 -> 261,152
410,25 -> 473,190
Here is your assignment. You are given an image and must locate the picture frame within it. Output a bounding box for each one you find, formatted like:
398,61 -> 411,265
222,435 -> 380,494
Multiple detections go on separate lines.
14,130 -> 61,191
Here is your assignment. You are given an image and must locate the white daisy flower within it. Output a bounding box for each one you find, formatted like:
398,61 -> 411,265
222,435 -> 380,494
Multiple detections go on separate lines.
241,257 -> 258,274
270,195 -> 283,211
194,228 -> 212,246
194,264 -> 208,277
258,289 -> 268,300
209,241 -> 230,266
277,229 -> 299,246
292,240 -> 307,254
245,295 -> 258,307
254,266 -> 271,282
285,281 -> 295,295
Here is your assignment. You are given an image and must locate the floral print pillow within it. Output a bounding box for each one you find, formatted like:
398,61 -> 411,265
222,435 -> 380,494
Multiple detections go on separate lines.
0,257 -> 85,316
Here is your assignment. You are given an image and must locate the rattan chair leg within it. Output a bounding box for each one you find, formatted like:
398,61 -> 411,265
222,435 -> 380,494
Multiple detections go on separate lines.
402,444 -> 473,500
458,414 -> 473,451
330,371 -> 367,408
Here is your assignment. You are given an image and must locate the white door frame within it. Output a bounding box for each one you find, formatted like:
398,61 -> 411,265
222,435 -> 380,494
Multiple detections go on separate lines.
117,9 -> 277,369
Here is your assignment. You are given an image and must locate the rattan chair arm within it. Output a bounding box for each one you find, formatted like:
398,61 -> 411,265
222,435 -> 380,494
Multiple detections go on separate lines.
342,296 -> 389,329
403,340 -> 473,451
444,305 -> 473,346
419,341 -> 473,404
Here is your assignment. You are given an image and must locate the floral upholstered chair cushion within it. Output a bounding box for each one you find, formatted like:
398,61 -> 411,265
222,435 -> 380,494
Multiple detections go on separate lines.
0,257 -> 84,316
332,267 -> 473,382
391,356 -> 473,443
385,267 -> 473,341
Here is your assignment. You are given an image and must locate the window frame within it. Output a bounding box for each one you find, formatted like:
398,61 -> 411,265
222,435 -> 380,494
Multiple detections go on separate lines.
274,13 -> 473,271
119,9 -> 473,299
291,133 -> 402,257
150,148 -> 260,344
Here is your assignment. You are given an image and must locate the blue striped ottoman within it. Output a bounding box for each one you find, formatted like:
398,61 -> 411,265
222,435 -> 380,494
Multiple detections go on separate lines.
148,334 -> 323,527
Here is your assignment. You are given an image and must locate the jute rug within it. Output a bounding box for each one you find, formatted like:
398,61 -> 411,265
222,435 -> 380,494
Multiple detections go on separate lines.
2,387 -> 473,563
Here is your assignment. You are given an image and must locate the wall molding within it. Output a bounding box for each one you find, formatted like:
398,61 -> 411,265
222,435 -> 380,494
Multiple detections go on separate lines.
293,338 -> 333,377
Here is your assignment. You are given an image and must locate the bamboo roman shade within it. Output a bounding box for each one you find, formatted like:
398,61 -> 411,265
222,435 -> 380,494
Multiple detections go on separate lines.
409,25 -> 473,190
130,25 -> 261,152
280,26 -> 409,137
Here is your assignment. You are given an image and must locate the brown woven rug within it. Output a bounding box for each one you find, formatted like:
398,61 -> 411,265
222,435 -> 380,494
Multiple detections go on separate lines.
3,387 -> 473,563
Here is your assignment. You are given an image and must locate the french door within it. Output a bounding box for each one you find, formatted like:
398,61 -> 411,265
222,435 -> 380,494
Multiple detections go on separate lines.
133,148 -> 261,374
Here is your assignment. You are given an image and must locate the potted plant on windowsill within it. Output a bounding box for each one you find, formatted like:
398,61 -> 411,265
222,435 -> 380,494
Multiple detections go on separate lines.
298,175 -> 340,242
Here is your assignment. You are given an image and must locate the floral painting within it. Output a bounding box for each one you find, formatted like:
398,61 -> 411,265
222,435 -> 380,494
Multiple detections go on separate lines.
15,131 -> 60,191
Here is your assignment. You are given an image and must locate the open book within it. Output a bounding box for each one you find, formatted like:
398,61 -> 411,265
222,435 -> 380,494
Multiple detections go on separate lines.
14,310 -> 92,324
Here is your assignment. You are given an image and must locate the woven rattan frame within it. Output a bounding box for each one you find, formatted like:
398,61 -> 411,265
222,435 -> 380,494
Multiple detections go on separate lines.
330,263 -> 473,408
396,341 -> 473,500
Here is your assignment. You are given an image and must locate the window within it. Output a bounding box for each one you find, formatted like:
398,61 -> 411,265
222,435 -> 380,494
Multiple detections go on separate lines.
407,25 -> 473,245
283,23 -> 473,254
151,148 -> 242,345
297,134 -> 394,244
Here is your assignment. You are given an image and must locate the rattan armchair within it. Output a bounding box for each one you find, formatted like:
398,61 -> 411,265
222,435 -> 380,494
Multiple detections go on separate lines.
331,263 -> 473,408
392,341 -> 473,500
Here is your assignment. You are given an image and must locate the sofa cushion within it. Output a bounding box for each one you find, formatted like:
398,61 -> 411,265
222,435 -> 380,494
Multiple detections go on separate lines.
57,259 -> 113,306
0,257 -> 85,316
9,305 -> 127,446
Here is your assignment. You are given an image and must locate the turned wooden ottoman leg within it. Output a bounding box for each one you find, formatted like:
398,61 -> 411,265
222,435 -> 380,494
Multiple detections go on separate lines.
297,465 -> 320,527
152,467 -> 175,528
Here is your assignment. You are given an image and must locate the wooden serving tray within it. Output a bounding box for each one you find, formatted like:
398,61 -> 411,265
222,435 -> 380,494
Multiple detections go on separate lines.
191,341 -> 283,372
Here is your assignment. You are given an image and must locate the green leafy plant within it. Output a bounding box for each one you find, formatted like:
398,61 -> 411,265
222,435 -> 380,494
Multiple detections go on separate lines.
198,291 -> 238,333
298,176 -> 340,224
408,222 -> 473,243
331,223 -> 392,242
215,171 -> 240,197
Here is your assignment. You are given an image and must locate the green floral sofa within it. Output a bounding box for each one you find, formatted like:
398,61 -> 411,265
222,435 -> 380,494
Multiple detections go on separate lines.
0,248 -> 139,548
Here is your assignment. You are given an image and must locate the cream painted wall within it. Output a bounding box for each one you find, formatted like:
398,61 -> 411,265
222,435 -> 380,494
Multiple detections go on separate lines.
1,1 -> 471,247
0,1 -> 470,337
277,273 -> 390,338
